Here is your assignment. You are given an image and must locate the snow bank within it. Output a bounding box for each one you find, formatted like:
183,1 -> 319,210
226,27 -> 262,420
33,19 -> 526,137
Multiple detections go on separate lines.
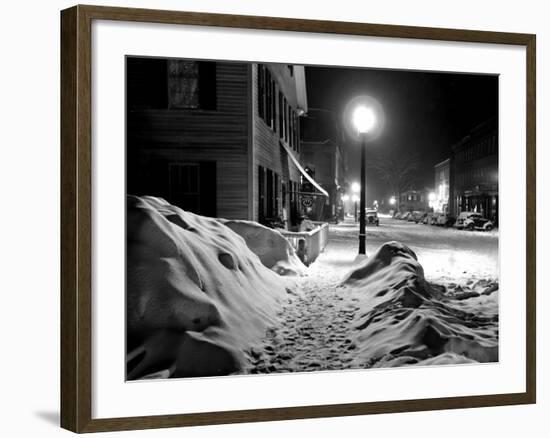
220,219 -> 306,276
343,241 -> 499,368
126,196 -> 288,380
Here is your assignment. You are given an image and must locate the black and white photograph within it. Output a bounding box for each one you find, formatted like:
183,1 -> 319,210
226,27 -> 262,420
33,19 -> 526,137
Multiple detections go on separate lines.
126,57 -> 499,380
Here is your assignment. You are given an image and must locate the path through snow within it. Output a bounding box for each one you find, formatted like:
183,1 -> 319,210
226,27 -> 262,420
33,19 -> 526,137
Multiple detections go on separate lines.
248,221 -> 365,373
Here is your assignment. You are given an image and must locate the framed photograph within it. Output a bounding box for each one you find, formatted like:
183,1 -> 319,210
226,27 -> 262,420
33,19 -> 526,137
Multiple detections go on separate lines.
60,4 -> 536,433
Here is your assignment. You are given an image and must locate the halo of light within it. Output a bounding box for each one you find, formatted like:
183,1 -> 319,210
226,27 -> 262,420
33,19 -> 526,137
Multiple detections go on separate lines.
351,182 -> 361,193
343,95 -> 385,141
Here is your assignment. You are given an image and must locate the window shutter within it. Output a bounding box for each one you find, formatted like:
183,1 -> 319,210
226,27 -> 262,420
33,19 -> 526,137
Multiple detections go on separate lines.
198,62 -> 217,110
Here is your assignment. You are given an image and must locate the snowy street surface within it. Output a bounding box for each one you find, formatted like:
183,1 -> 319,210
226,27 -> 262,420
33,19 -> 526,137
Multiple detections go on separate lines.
330,217 -> 499,283
248,218 -> 499,374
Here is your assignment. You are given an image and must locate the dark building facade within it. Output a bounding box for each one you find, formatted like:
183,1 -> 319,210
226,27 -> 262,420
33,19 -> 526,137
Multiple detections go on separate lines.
449,118 -> 498,222
300,139 -> 346,221
399,189 -> 430,213
126,58 -> 313,228
299,109 -> 348,221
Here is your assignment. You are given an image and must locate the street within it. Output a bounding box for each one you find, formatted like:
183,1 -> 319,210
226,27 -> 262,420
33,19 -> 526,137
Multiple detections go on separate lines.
321,216 -> 499,284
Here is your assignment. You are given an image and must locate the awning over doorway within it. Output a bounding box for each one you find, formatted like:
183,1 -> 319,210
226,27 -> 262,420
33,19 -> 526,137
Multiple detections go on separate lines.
280,140 -> 329,197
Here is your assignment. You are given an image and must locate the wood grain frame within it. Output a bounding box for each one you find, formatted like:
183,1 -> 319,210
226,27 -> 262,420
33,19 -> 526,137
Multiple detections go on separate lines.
60,4 -> 536,433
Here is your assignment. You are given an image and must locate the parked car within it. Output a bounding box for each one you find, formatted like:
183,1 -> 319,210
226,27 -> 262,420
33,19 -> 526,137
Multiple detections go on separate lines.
409,211 -> 427,223
435,212 -> 456,227
366,209 -> 379,226
400,211 -> 412,221
422,212 -> 434,224
454,211 -> 494,231
393,211 -> 402,219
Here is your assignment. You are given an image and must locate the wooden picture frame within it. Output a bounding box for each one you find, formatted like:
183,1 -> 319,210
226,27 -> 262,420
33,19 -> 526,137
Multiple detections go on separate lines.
60,4 -> 536,433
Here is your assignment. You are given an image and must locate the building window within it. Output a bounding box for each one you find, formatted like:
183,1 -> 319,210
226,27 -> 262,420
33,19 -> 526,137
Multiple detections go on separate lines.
168,162 -> 217,217
265,69 -> 272,127
127,57 -> 168,109
266,168 -> 274,218
258,65 -> 265,120
271,80 -> 277,130
274,173 -> 280,216
167,60 -> 216,110
284,98 -> 289,143
258,166 -> 281,223
292,110 -> 299,151
288,107 -> 294,149
258,166 -> 266,223
278,91 -> 284,139
257,64 -> 278,132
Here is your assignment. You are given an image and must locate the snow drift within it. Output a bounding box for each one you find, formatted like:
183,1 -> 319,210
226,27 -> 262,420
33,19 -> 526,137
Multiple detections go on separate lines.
343,241 -> 499,368
220,219 -> 306,276
126,196 -> 288,380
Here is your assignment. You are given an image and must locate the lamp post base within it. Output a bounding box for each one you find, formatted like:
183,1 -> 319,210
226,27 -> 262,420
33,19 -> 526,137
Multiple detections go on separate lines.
358,233 -> 366,255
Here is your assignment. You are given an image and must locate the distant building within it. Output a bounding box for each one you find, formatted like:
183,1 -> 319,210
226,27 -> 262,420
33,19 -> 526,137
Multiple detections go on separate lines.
433,158 -> 450,213
399,189 -> 431,212
299,109 -> 348,221
449,118 -> 498,222
127,58 -> 323,229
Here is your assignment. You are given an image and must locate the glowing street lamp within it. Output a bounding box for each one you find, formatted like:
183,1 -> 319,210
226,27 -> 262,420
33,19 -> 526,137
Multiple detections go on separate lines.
353,106 -> 376,134
389,196 -> 396,205
353,105 -> 378,254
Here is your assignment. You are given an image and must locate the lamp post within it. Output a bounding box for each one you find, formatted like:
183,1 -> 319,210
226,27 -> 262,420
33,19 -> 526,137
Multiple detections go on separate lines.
352,106 -> 376,255
351,183 -> 360,223
351,194 -> 359,222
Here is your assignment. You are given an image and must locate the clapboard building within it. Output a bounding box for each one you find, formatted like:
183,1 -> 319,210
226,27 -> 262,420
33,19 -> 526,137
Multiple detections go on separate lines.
127,58 -> 316,228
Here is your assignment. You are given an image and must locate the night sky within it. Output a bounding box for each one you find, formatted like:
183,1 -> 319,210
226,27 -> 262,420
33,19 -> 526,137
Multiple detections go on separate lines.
304,66 -> 498,204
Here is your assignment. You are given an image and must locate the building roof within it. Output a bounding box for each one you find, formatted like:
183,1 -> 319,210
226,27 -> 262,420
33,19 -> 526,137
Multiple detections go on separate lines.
434,158 -> 451,169
452,117 -> 498,152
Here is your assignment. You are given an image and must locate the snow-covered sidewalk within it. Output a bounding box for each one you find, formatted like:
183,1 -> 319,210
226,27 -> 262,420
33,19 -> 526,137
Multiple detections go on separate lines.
126,199 -> 498,379
249,219 -> 499,374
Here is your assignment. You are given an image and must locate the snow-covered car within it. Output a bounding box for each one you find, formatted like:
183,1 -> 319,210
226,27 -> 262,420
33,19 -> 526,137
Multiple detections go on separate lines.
409,211 -> 427,223
365,209 -> 379,226
422,213 -> 434,224
400,211 -> 412,221
454,212 -> 494,231
435,212 -> 455,227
